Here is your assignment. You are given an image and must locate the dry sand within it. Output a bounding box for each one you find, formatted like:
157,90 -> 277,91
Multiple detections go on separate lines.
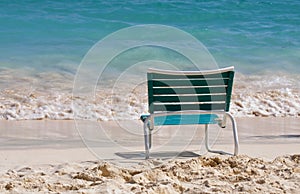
0,118 -> 299,193
1,154 -> 300,193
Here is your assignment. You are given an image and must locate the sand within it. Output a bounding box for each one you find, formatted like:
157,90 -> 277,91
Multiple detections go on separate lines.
1,154 -> 300,193
0,118 -> 299,193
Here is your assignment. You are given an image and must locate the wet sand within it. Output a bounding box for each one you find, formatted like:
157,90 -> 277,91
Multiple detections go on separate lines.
0,118 -> 299,193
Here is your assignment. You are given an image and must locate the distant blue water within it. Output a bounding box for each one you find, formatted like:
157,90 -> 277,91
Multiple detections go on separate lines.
0,0 -> 300,74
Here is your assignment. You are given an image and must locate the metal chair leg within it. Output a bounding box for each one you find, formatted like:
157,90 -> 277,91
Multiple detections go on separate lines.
149,132 -> 152,149
204,124 -> 210,151
205,115 -> 239,156
147,122 -> 152,149
204,124 -> 220,153
143,119 -> 150,159
226,112 -> 239,156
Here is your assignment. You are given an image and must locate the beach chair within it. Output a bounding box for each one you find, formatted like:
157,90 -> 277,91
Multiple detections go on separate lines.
140,66 -> 239,159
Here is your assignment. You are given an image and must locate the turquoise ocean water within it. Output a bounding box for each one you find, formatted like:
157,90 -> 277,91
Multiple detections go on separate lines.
1,0 -> 299,74
0,0 -> 300,120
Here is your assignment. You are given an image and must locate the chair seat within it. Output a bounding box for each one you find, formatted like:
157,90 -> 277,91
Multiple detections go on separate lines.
140,114 -> 219,126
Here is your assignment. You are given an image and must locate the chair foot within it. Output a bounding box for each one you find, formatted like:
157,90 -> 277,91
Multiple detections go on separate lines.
204,120 -> 239,156
208,149 -> 229,155
205,125 -> 228,155
145,150 -> 149,159
204,124 -> 222,154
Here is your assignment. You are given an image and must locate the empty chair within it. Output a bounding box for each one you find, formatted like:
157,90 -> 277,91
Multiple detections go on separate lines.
140,66 -> 239,159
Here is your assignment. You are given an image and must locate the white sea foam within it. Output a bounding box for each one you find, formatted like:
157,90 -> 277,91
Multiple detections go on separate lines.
0,69 -> 299,120
232,73 -> 300,117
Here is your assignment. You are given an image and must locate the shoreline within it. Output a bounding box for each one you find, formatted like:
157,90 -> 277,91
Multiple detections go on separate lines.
1,117 -> 299,167
1,69 -> 300,120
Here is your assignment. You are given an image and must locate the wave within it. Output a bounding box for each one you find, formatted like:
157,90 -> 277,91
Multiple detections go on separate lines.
0,69 -> 299,120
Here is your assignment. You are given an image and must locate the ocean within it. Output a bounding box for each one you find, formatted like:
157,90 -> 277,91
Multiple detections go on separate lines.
0,0 -> 299,120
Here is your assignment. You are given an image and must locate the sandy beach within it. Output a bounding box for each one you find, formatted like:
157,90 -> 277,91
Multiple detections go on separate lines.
1,1 -> 300,193
0,118 -> 299,193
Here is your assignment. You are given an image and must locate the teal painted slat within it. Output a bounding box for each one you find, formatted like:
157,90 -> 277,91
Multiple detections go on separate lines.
151,72 -> 230,79
153,103 -> 226,112
153,86 -> 227,95
152,79 -> 229,87
154,114 -> 219,125
153,94 -> 226,103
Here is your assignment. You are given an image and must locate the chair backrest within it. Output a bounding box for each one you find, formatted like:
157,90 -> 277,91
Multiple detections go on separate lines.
147,67 -> 234,114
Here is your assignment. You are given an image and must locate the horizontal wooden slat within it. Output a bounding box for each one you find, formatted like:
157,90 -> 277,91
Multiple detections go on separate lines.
150,71 -> 231,80
153,86 -> 227,95
151,79 -> 229,87
152,103 -> 226,111
153,94 -> 226,103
